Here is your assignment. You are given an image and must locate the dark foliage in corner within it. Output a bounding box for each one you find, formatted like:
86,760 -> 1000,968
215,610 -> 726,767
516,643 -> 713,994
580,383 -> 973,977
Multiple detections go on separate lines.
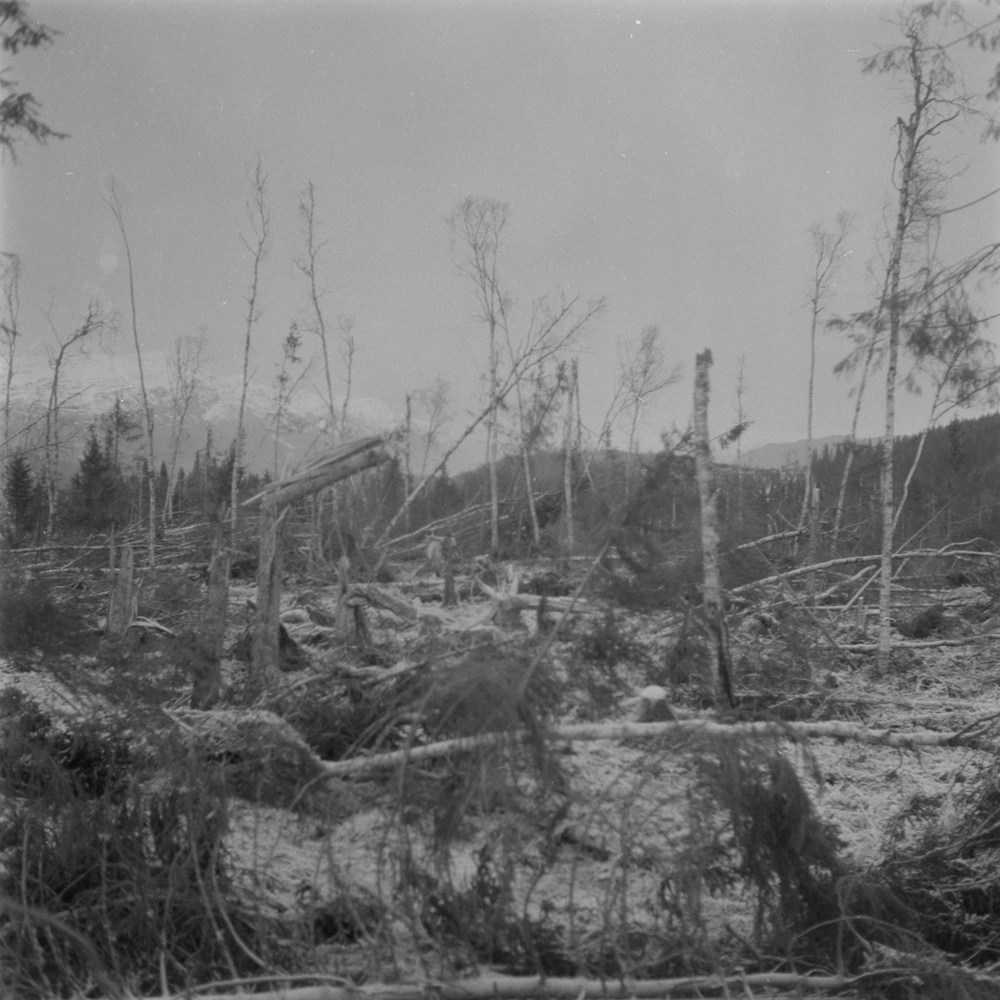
0,569 -> 90,659
0,693 -> 300,996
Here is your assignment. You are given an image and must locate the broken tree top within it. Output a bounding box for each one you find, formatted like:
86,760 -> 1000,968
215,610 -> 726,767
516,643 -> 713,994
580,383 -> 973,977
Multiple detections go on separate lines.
242,435 -> 393,509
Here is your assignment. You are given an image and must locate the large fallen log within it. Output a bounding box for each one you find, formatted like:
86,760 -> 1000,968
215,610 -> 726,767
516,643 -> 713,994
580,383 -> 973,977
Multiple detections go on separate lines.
159,971 -> 866,1000
837,629 -> 1000,652
320,716 -> 998,778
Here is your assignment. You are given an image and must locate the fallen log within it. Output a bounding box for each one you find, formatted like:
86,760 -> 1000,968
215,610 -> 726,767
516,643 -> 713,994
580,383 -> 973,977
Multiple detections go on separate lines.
152,971 -> 865,1000
838,630 -> 1000,652
478,581 -> 597,614
321,716 -> 997,778
349,582 -> 419,622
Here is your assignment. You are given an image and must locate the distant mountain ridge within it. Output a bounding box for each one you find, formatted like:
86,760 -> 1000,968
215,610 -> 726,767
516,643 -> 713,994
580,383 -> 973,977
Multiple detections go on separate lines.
3,349 -> 405,478
727,435 -> 862,469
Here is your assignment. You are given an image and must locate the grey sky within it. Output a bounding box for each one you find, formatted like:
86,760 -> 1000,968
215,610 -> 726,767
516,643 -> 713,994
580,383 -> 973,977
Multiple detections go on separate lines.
3,0 -> 999,469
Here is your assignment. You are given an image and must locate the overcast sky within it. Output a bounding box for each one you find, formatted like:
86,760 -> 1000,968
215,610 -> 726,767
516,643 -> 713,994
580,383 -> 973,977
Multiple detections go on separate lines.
3,0 -> 999,469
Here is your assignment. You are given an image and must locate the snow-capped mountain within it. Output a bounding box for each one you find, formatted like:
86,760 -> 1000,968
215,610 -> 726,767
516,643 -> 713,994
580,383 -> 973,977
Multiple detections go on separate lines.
3,349 -> 402,477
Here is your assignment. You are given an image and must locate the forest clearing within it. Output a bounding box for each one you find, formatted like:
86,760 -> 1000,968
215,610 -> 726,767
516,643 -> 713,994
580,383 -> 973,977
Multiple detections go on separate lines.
5,0 -> 1000,996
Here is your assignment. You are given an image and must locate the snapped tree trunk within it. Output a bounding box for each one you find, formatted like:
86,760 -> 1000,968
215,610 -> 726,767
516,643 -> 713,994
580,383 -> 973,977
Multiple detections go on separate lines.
692,350 -> 734,707
244,436 -> 393,700
248,501 -> 284,701
106,542 -> 137,640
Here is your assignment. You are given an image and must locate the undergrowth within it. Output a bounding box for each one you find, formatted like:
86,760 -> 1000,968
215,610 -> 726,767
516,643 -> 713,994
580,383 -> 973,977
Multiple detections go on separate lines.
0,693 -> 303,997
0,570 -> 91,662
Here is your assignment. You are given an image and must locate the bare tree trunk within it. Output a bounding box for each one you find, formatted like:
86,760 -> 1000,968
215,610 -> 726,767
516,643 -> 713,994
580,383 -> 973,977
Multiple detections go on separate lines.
248,501 -> 283,701
231,157 -> 270,539
404,392 -> 412,535
246,437 -> 391,699
442,533 -> 458,607
164,332 -> 204,525
298,182 -> 339,439
1,255 -> 21,495
878,116 -> 921,671
733,354 -> 747,532
106,179 -> 157,567
42,303 -> 110,545
201,526 -> 230,661
693,350 -> 734,707
106,542 -> 136,639
562,362 -> 575,552
488,336 -> 500,560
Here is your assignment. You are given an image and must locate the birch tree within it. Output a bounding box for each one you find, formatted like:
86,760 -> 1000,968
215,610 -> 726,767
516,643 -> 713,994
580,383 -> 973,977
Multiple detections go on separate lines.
800,214 -> 852,560
0,253 -> 20,536
231,156 -> 270,534
860,5 -> 1000,669
599,325 -> 681,508
297,181 -> 338,440
42,301 -> 115,541
692,350 -> 734,707
163,331 -> 204,524
448,197 -> 510,561
415,375 -> 451,480
1,253 -> 21,464
105,178 -> 157,565
272,320 -> 309,477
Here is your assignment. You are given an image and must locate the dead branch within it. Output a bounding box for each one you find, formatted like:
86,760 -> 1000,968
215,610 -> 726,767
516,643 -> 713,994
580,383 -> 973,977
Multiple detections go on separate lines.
727,528 -> 808,553
321,716 -> 996,778
828,693 -> 982,712
731,547 -> 1000,595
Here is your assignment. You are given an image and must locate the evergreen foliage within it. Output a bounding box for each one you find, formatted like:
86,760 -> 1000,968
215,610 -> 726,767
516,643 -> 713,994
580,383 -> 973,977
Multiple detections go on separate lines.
64,426 -> 117,531
3,450 -> 35,539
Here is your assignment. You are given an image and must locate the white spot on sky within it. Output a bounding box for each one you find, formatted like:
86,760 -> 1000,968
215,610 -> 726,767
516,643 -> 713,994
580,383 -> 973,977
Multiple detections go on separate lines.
98,253 -> 118,274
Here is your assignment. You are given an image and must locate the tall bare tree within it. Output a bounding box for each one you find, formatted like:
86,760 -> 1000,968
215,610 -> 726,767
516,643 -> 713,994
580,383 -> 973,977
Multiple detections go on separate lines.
376,292 -> 602,547
801,213 -> 853,538
105,177 -> 157,565
0,252 -> 21,536
415,375 -> 451,480
693,349 -> 734,707
42,300 -> 115,541
231,156 -> 270,534
732,353 -> 749,530
337,314 -> 356,440
297,181 -> 338,440
861,5 -> 1000,670
562,358 -> 579,551
163,330 -> 204,524
272,320 -> 308,477
448,196 -> 510,561
599,325 -> 681,505
504,308 -> 577,548
0,253 -> 21,464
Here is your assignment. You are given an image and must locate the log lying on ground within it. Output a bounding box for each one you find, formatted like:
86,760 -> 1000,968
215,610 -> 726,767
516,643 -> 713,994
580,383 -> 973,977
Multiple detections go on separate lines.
321,716 -> 997,777
837,630 -> 1000,652
478,580 -> 597,614
170,971 -> 864,1000
347,582 -> 419,622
